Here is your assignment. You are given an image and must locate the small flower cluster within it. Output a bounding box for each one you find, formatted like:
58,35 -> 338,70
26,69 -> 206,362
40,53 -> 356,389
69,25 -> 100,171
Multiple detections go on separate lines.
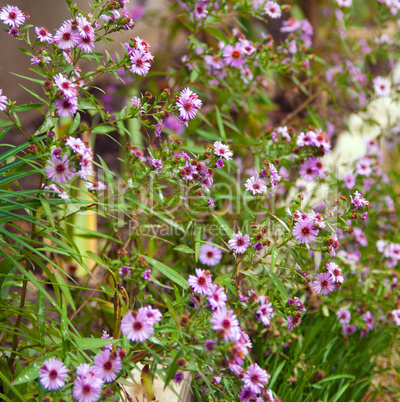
124,36 -> 154,76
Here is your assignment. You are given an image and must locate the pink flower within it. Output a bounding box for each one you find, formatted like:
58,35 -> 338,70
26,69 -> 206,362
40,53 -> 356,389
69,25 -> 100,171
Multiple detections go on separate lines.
213,141 -> 233,160
255,298 -> 273,326
141,306 -> 162,325
129,48 -> 153,76
199,243 -> 223,266
73,364 -> 103,402
299,158 -> 318,181
222,43 -> 246,67
0,5 -> 25,27
373,76 -> 391,97
176,88 -> 202,121
343,172 -> 355,189
86,181 -> 106,191
353,227 -> 368,247
245,176 -> 267,195
207,283 -> 227,310
54,23 -> 81,50
210,308 -> 240,341
228,231 -> 251,254
188,268 -> 212,294
54,73 -> 78,99
326,262 -> 344,283
45,154 -> 75,184
312,272 -> 336,295
363,311 -> 374,331
336,309 -> 351,324
292,219 -> 318,244
93,349 -> 122,383
242,363 -> 270,394
77,16 -> 95,40
56,97 -> 78,118
39,358 -> 68,391
297,130 -> 317,147
337,0 -> 352,6
0,89 -> 7,112
121,309 -> 155,342
35,26 -> 53,43
78,35 -> 95,53
350,191 -> 369,210
264,1 -> 281,19
392,309 -> 400,326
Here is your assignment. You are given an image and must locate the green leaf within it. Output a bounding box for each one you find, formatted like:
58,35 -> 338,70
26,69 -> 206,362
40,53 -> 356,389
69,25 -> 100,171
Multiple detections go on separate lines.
264,265 -> 288,301
270,246 -> 279,270
12,103 -> 43,112
0,119 -> 14,128
143,256 -> 188,290
163,349 -> 183,390
195,227 -> 202,262
73,337 -> 120,351
215,106 -> 226,141
173,244 -> 194,254
36,291 -> 46,343
69,112 -> 81,134
0,370 -> 25,401
12,363 -> 40,386
212,214 -> 233,237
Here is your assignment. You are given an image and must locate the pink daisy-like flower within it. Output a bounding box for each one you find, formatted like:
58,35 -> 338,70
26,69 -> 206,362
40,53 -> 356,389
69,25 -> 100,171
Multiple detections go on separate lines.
142,269 -> 151,280
77,16 -> 94,39
213,141 -> 233,160
242,363 -> 270,394
350,191 -> 369,210
336,309 -> 351,324
363,311 -> 374,331
129,48 -> 153,76
255,298 -> 273,326
140,306 -> 162,325
152,159 -> 162,170
199,243 -> 223,266
78,154 -> 93,180
299,158 -> 318,181
78,35 -> 95,53
264,1 -> 282,19
54,23 -> 81,50
188,268 -> 212,295
194,2 -> 208,19
0,89 -> 8,112
176,87 -> 202,121
343,172 -> 355,189
121,309 -> 155,342
207,283 -> 228,310
73,364 -> 103,402
45,154 -> 75,184
66,136 -> 87,154
312,272 -> 336,295
56,97 -> 78,118
326,262 -> 344,283
119,265 -> 132,277
210,308 -> 240,341
222,43 -> 246,68
244,176 -> 267,195
373,76 -> 391,97
353,227 -> 368,247
86,181 -> 106,191
39,358 -> 68,391
297,130 -> 317,147
0,5 -> 25,27
292,218 -> 318,244
269,163 -> 281,188
228,231 -> 251,254
54,73 -> 78,100
392,309 -> 400,326
93,349 -> 122,383
239,386 -> 256,401
35,26 -> 53,43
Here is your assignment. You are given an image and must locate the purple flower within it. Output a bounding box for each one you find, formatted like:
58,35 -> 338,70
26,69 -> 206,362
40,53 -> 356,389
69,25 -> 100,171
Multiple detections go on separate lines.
312,272 -> 336,295
176,88 -> 202,121
239,386 -> 256,401
350,191 -> 369,210
56,97 -> 78,118
73,365 -> 103,402
264,1 -> 281,19
253,241 -> 264,254
142,269 -> 151,280
336,309 -> 351,324
121,309 -> 155,342
207,283 -> 227,310
343,324 -> 357,335
141,306 -> 162,325
119,265 -> 132,277
174,371 -> 185,384
228,231 -> 251,254
152,158 -> 163,170
207,197 -> 215,207
0,5 -> 25,27
292,219 -> 318,244
255,298 -> 273,326
199,243 -> 222,266
188,268 -> 212,294
205,339 -> 216,351
223,43 -> 246,68
129,48 -> 153,76
54,23 -> 81,50
210,308 -> 240,341
216,158 -> 224,169
363,311 -> 375,331
39,358 -> 68,391
242,363 -> 270,394
45,154 -> 75,184
244,176 -> 267,195
54,73 -> 78,100
0,89 -> 8,111
213,141 -> 233,160
326,262 -> 344,283
35,26 -> 53,43
93,349 -> 122,383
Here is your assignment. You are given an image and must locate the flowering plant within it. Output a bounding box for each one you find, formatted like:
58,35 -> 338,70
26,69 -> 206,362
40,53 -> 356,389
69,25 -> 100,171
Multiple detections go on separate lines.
0,0 -> 400,401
